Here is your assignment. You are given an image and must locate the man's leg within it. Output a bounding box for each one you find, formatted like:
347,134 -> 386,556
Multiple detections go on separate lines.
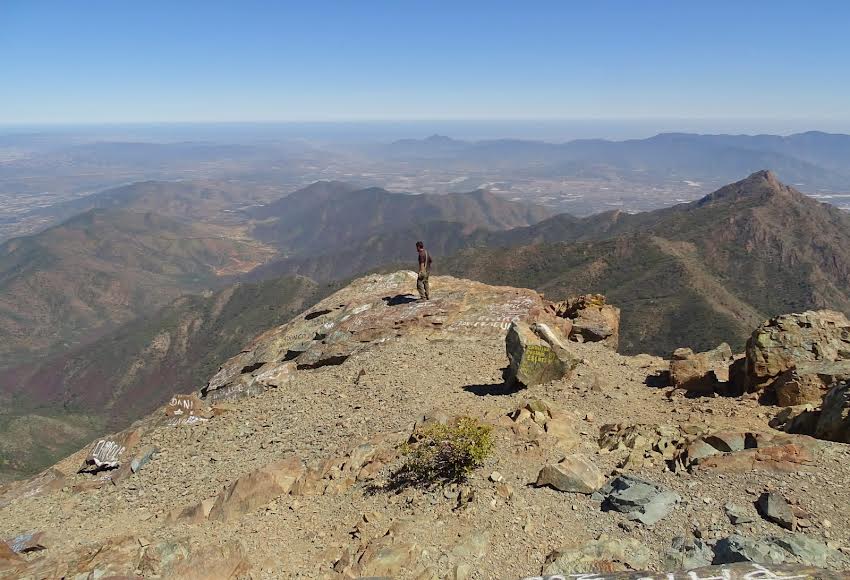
417,274 -> 427,299
424,274 -> 430,300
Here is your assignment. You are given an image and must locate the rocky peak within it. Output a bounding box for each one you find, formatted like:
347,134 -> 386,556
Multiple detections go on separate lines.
202,271 -> 552,402
695,170 -> 801,207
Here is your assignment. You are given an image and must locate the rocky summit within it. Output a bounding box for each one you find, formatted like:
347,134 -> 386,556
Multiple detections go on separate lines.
1,272 -> 850,579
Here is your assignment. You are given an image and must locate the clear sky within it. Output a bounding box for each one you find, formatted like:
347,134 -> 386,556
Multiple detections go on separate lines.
1,0 -> 849,124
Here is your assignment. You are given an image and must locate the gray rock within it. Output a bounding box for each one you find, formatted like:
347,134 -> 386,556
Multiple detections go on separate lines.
662,536 -> 713,569
724,503 -> 755,525
713,535 -> 787,565
771,533 -> 842,568
815,380 -> 850,443
756,492 -> 796,530
130,445 -> 159,474
593,474 -> 680,525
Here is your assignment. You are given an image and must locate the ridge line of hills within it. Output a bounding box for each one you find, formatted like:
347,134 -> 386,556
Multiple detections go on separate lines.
1,170 -> 849,482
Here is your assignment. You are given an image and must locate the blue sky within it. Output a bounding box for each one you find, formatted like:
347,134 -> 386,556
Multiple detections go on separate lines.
1,0 -> 849,124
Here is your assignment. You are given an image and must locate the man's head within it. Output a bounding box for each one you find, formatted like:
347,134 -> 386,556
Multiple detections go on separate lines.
415,241 -> 424,250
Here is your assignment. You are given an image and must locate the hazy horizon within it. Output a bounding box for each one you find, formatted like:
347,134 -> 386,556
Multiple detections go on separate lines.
4,118 -> 850,145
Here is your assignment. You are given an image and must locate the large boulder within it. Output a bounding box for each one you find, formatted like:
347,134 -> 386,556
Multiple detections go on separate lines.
505,321 -> 579,387
669,343 -> 734,394
771,361 -> 850,406
813,380 -> 850,443
743,310 -> 850,395
547,294 -> 620,350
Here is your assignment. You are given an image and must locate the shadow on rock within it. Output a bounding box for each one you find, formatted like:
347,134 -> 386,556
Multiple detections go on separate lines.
463,381 -> 525,396
382,294 -> 418,306
645,370 -> 670,389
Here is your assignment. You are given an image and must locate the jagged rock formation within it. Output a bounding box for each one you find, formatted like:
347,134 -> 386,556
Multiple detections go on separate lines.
743,310 -> 850,398
547,293 -> 621,349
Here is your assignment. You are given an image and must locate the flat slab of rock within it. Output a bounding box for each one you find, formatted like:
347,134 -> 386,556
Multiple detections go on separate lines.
164,393 -> 211,425
209,455 -> 306,522
542,535 -> 650,575
78,428 -> 142,473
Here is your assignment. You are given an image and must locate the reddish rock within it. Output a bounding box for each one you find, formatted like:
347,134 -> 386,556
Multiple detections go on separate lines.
209,455 -> 306,522
676,431 -> 818,473
166,497 -> 216,524
0,542 -> 24,569
767,360 -> 850,407
669,343 -> 733,394
696,444 -> 814,473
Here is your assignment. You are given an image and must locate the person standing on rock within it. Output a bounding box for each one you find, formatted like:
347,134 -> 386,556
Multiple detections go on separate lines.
416,241 -> 432,300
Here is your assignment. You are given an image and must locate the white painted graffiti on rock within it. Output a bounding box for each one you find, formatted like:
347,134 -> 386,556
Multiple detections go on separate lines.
522,563 -> 819,580
82,439 -> 125,471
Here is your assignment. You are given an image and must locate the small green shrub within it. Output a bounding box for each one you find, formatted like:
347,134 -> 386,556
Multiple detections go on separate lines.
390,417 -> 493,488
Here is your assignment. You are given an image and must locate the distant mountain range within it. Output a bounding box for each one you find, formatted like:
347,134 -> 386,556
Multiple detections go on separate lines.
248,181 -> 553,257
0,208 -> 273,367
443,171 -> 850,354
39,179 -> 280,225
386,131 -> 850,190
245,171 -> 850,357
